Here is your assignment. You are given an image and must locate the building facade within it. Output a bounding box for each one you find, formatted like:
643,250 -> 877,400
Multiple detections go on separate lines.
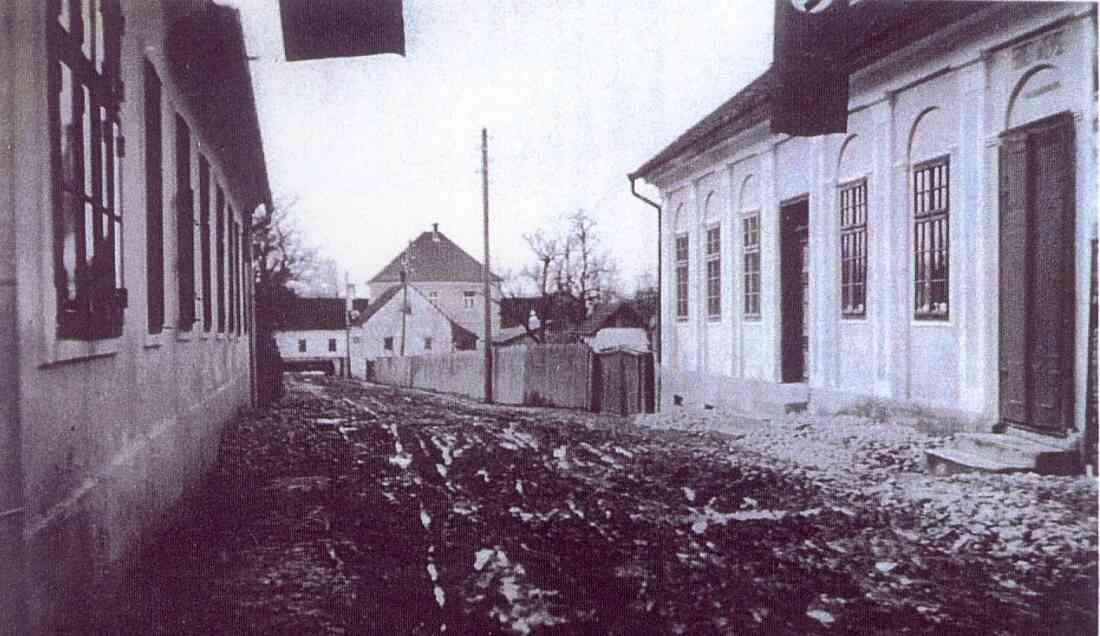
632,3 -> 1096,440
352,283 -> 478,377
368,223 -> 502,346
0,1 -> 269,631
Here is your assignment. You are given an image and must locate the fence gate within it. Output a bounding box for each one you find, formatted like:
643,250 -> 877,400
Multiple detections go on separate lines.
592,349 -> 654,416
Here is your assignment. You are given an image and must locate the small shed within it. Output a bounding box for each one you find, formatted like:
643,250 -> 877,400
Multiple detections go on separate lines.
591,347 -> 655,416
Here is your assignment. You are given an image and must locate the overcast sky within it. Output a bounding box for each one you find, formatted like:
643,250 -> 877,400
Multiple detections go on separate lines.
231,1 -> 775,297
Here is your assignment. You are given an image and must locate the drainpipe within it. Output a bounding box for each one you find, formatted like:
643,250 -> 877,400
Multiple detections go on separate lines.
629,176 -> 661,410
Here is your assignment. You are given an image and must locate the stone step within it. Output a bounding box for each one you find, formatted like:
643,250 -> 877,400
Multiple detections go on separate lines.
925,432 -> 1082,476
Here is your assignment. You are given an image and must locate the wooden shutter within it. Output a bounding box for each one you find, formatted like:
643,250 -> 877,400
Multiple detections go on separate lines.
999,133 -> 1030,425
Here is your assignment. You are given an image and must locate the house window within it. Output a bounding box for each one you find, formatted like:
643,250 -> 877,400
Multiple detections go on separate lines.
145,61 -> 165,334
198,156 -> 212,331
383,336 -> 394,351
675,234 -> 688,319
464,291 -> 476,309
297,338 -> 306,352
913,157 -> 949,320
328,338 -> 337,352
51,0 -> 126,340
227,207 -> 236,334
215,185 -> 225,332
424,336 -> 433,350
175,114 -> 196,330
705,226 -> 721,318
428,291 -> 439,301
743,214 -> 761,318
839,179 -> 868,318
352,336 -> 361,344
235,221 -> 244,333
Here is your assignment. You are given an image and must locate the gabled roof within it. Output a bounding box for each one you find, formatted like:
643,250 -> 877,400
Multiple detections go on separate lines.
630,1 -> 997,181
577,302 -> 644,336
273,297 -> 347,331
353,283 -> 479,344
369,228 -> 502,284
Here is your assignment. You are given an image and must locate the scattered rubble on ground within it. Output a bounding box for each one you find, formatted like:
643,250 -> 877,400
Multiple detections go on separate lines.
105,375 -> 1097,634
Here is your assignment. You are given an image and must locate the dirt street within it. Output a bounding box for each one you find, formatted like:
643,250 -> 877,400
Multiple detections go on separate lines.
101,374 -> 1097,634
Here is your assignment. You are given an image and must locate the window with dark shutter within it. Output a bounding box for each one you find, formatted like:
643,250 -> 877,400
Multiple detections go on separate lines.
228,206 -> 236,334
215,185 -> 225,332
51,0 -> 126,340
175,115 -> 196,330
144,61 -> 165,334
198,156 -> 212,331
839,179 -> 867,318
913,158 -> 949,320
743,214 -> 761,318
675,235 -> 689,319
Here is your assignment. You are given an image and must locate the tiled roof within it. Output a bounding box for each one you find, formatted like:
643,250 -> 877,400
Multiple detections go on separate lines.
577,302 -> 644,336
630,1 -> 995,181
369,228 -> 502,284
273,297 -> 347,331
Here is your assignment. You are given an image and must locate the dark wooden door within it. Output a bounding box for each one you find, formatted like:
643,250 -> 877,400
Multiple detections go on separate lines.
781,199 -> 809,383
999,112 -> 1075,434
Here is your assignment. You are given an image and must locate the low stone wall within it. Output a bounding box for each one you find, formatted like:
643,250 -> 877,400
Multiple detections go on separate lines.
371,344 -> 591,409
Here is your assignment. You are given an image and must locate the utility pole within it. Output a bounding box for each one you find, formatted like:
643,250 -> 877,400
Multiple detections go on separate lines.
482,128 -> 493,403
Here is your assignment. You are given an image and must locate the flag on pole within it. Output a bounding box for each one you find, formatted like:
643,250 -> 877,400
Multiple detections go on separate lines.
279,0 -> 405,62
771,0 -> 850,136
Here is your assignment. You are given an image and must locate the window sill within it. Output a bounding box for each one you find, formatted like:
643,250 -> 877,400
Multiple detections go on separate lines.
42,336 -> 122,367
177,328 -> 196,342
742,316 -> 762,322
144,331 -> 168,349
706,316 -> 722,323
911,318 -> 953,328
215,333 -> 226,340
840,316 -> 869,324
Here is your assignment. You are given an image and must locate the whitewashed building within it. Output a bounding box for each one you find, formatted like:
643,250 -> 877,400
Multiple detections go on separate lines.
631,2 -> 1096,449
0,1 -> 268,631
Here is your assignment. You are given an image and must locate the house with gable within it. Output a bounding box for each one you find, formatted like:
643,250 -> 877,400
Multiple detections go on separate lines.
272,296 -> 369,376
368,223 -> 502,346
351,282 -> 478,377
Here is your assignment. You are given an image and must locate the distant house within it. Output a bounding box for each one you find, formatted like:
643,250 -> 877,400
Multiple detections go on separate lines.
351,283 -> 478,377
496,291 -> 588,346
368,223 -> 502,346
273,297 -> 365,375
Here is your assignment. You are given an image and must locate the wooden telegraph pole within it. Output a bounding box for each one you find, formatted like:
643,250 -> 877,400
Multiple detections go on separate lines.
482,128 -> 493,403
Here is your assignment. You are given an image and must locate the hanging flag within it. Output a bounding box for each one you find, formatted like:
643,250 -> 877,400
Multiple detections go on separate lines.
771,0 -> 850,136
279,0 -> 405,62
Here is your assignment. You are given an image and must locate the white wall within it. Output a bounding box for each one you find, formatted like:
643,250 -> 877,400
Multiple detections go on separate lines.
647,4 -> 1096,428
354,284 -> 458,377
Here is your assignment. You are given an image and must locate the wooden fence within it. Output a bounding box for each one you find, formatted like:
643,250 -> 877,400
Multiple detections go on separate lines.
370,344 -> 593,409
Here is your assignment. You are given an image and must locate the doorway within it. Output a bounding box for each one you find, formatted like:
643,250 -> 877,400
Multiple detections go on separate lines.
998,112 -> 1075,435
781,198 -> 809,383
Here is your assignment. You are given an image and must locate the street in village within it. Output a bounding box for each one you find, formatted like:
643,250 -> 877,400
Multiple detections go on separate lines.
101,373 -> 1097,635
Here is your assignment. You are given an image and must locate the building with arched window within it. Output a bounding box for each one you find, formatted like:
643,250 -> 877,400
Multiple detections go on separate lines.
631,3 -> 1096,466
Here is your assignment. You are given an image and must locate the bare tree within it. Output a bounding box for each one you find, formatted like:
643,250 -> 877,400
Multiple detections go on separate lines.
251,196 -> 321,332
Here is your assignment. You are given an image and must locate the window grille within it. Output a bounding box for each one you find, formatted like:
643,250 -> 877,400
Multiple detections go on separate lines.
913,158 -> 949,320
51,0 -> 126,339
675,235 -> 689,319
743,214 -> 761,318
705,226 -> 721,318
839,179 -> 868,318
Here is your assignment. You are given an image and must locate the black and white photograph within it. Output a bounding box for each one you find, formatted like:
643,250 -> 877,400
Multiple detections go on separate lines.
0,0 -> 1097,633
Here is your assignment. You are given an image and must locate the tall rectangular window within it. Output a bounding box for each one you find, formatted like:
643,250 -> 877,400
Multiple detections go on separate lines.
675,235 -> 689,319
144,61 -> 164,334
384,336 -> 394,351
298,338 -> 306,352
840,180 -> 868,318
199,157 -> 212,331
51,0 -> 126,340
227,206 -> 236,334
705,226 -> 721,318
464,291 -> 476,309
175,114 -> 195,330
236,221 -> 245,333
743,214 -> 761,318
328,338 -> 337,352
913,158 -> 949,320
215,185 -> 225,332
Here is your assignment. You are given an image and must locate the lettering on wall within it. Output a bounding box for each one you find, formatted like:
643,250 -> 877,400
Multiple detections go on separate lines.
1012,30 -> 1065,69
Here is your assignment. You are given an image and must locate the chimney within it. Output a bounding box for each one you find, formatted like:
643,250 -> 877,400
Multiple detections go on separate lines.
432,222 -> 440,242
